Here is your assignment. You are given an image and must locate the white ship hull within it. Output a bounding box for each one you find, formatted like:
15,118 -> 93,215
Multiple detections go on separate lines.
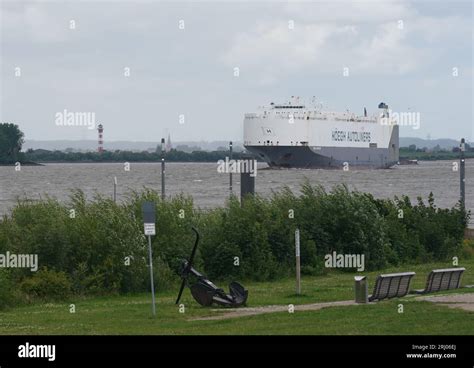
243,101 -> 399,169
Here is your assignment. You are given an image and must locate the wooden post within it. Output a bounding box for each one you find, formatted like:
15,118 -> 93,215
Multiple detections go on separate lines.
113,176 -> 117,203
142,202 -> 157,317
240,171 -> 255,203
295,228 -> 301,295
460,138 -> 465,210
229,141 -> 233,196
148,234 -> 156,317
161,138 -> 165,201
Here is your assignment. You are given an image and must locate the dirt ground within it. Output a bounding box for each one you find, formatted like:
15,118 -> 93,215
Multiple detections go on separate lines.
190,300 -> 357,321
416,292 -> 474,312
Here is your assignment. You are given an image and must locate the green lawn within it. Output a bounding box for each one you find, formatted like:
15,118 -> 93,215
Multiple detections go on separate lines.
0,259 -> 473,335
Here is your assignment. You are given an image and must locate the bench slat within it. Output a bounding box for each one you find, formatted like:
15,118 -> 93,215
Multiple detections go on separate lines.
369,272 -> 415,302
417,268 -> 465,294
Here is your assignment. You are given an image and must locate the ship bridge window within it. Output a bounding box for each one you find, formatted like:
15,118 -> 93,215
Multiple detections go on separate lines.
274,106 -> 305,109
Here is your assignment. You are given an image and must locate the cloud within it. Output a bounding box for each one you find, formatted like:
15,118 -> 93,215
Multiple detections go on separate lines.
221,20 -> 421,80
354,22 -> 426,74
222,22 -> 353,72
283,0 -> 414,23
220,1 -> 470,82
1,3 -> 71,44
1,0 -> 471,141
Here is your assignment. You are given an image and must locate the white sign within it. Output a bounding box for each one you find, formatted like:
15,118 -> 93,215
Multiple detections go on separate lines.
144,223 -> 156,236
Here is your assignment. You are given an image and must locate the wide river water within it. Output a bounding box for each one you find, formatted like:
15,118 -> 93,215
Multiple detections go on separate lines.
2,160 -> 473,226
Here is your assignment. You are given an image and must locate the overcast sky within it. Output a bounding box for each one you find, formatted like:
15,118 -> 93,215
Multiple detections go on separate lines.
1,0 -> 473,143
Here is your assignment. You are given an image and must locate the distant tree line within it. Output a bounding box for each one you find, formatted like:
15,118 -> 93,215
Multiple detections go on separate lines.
403,143 -> 473,153
400,144 -> 474,161
0,123 -> 255,164
2,122 -> 473,164
23,145 -> 473,163
22,148 -> 254,163
0,123 -> 24,164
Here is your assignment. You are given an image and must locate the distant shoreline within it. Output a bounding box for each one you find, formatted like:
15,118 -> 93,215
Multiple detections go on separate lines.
4,145 -> 470,166
0,162 -> 44,166
2,157 -> 473,166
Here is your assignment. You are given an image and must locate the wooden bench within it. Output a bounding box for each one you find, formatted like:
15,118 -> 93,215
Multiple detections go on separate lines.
414,268 -> 465,294
368,272 -> 416,302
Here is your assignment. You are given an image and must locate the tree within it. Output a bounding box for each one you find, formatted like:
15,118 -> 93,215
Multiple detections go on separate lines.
0,123 -> 25,163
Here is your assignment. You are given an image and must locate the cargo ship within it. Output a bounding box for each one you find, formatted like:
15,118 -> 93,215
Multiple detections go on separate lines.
243,98 -> 399,169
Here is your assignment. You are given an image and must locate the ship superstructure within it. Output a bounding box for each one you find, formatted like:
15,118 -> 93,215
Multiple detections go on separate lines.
243,98 -> 399,169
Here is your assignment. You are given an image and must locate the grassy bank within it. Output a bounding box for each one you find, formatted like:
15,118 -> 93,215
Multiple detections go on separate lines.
0,183 -> 470,309
0,258 -> 472,335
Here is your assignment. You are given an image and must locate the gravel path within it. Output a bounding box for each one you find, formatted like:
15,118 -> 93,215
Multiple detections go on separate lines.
417,292 -> 474,312
190,292 -> 474,321
190,300 -> 357,321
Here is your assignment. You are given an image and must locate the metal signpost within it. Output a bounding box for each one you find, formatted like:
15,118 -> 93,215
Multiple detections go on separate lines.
142,201 -> 156,316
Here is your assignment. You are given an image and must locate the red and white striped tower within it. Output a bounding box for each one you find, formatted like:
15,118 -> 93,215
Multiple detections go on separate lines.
97,124 -> 104,153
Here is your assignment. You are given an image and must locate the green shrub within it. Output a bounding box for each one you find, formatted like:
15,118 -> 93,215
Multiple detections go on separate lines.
461,239 -> 474,259
126,189 -> 198,274
0,184 -> 468,304
20,268 -> 72,301
295,184 -> 391,271
152,256 -> 178,292
0,270 -> 19,309
217,196 -> 279,280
